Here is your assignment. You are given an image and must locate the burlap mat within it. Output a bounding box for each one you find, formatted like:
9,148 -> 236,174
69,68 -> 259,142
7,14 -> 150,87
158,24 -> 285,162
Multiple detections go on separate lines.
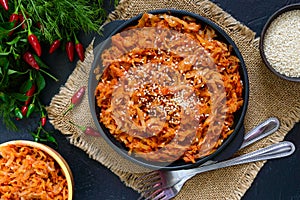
47,0 -> 300,199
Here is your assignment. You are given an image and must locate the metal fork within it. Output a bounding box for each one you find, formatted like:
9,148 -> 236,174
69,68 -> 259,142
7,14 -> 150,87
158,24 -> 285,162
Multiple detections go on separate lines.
137,117 -> 279,193
140,141 -> 295,200
136,117 -> 280,199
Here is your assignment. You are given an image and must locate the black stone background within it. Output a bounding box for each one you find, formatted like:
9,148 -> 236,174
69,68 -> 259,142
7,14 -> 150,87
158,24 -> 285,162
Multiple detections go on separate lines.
1,0 -> 300,199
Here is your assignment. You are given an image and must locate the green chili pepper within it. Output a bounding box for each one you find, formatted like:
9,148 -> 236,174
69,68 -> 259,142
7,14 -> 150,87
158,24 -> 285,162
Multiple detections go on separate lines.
26,103 -> 35,118
14,107 -> 23,119
30,124 -> 58,147
33,54 -> 49,69
0,92 -> 8,102
31,126 -> 42,142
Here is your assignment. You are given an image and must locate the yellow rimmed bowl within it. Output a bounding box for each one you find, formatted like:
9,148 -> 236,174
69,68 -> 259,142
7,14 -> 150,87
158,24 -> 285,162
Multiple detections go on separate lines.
0,140 -> 74,199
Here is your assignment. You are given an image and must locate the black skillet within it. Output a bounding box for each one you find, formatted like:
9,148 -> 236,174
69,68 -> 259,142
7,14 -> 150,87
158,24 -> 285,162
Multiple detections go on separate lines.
88,9 -> 249,170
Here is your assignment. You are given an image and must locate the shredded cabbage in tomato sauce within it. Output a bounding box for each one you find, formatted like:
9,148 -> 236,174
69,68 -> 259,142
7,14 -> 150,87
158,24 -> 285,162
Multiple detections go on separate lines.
95,13 -> 244,163
0,144 -> 68,200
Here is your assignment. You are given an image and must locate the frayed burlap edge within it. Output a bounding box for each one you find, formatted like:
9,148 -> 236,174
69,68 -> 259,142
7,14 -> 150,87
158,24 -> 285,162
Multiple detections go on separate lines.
107,0 -> 258,48
47,0 -> 300,199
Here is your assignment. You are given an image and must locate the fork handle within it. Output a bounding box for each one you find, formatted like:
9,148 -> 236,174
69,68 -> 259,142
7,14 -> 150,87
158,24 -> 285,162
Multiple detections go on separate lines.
240,117 -> 279,149
184,141 -> 295,178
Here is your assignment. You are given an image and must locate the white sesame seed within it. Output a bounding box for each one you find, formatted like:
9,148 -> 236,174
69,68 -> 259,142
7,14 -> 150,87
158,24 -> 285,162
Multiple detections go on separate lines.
263,9 -> 300,78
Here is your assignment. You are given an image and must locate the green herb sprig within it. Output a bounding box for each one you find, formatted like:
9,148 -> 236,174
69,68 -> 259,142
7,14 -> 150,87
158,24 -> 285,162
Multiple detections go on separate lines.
21,0 -> 106,44
0,0 -> 110,144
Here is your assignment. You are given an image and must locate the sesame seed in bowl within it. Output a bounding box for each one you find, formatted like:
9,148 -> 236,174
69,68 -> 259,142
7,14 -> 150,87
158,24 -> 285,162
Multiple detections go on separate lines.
260,3 -> 300,82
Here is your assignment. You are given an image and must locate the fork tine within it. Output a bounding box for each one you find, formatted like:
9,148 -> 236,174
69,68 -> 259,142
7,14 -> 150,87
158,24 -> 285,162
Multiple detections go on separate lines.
159,187 -> 176,200
136,171 -> 160,184
160,195 -> 171,200
142,187 -> 176,200
144,188 -> 165,200
136,171 -> 160,181
139,182 -> 162,193
138,177 -> 162,190
139,185 -> 163,200
136,171 -> 162,190
152,191 -> 166,200
140,174 -> 161,185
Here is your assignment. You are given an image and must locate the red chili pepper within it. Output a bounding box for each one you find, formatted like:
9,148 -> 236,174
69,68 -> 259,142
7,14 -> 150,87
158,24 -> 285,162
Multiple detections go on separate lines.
23,52 -> 40,70
25,84 -> 36,105
36,22 -> 42,29
49,39 -> 61,54
69,121 -> 101,137
28,30 -> 42,57
75,43 -> 84,62
0,0 -> 8,11
18,13 -> 27,29
71,86 -> 86,105
63,86 -> 86,115
21,105 -> 28,116
84,126 -> 101,137
65,41 -> 74,62
25,98 -> 31,106
40,109 -> 46,126
25,84 -> 36,96
74,36 -> 85,61
41,116 -> 46,126
8,13 -> 19,36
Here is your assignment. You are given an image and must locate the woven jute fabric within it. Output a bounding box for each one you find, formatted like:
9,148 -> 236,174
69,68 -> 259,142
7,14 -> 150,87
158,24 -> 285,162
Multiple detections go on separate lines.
47,0 -> 300,199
